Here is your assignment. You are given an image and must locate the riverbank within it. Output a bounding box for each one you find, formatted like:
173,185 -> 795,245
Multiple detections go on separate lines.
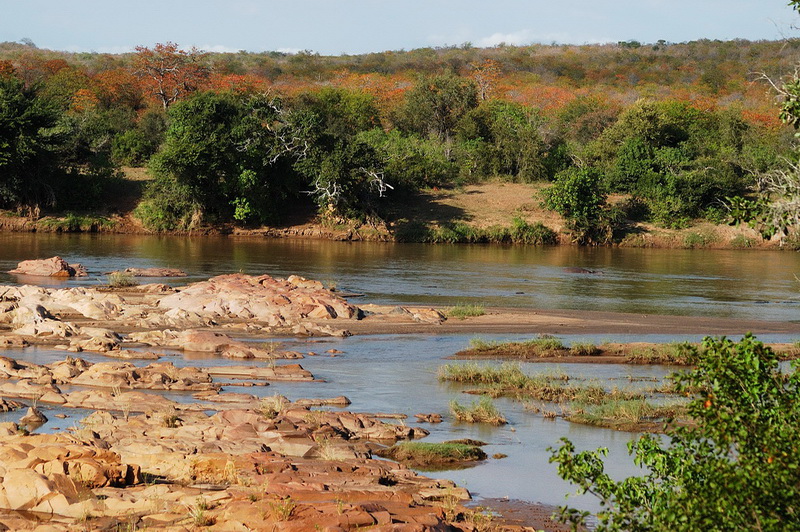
0,171 -> 782,250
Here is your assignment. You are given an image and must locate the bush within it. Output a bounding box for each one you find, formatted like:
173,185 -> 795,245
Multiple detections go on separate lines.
106,271 -> 138,287
542,167 -> 614,244
550,335 -> 800,531
134,175 -> 201,231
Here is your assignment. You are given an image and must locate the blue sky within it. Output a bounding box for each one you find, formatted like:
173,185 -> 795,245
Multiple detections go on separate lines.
1,1 -> 797,55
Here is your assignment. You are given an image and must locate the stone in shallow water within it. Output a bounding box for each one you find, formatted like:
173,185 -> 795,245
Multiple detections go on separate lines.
9,256 -> 87,278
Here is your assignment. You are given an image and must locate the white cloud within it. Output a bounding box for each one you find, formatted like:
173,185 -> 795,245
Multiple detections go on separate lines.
477,29 -> 616,47
277,47 -> 303,54
477,30 -> 537,47
199,44 -> 242,53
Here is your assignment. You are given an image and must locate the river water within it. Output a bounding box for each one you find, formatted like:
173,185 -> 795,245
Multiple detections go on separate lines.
1,233 -> 799,320
0,234 -> 797,514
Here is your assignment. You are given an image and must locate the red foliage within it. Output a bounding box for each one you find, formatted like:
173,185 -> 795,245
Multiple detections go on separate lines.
94,68 -> 145,109
132,42 -> 209,108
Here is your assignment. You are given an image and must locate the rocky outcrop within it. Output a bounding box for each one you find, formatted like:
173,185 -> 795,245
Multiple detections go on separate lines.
157,273 -> 359,326
9,257 -> 87,278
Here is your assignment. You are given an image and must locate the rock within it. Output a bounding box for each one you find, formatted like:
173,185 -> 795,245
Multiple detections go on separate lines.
295,396 -> 351,407
0,399 -> 23,412
9,257 -> 87,278
157,273 -> 360,326
2,468 -> 59,510
414,413 -> 443,423
410,308 -> 446,324
122,268 -> 187,277
19,407 -> 48,425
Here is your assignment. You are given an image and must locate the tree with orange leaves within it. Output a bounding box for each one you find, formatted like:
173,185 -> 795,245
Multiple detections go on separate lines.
469,59 -> 501,101
133,42 -> 209,109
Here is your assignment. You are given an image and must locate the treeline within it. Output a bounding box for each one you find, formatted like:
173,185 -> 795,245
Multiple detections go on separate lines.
0,40 -> 795,237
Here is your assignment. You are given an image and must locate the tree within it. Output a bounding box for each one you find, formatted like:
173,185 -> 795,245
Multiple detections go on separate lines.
141,91 -> 303,229
290,88 -> 388,218
133,42 -> 209,109
393,73 -> 478,142
0,75 -> 61,209
550,335 -> 800,532
469,59 -> 501,101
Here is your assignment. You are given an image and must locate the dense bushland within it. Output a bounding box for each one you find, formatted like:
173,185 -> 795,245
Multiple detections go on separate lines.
0,38 -> 796,237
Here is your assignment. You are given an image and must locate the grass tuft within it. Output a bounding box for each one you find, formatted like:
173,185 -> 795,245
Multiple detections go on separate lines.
450,395 -> 507,425
448,303 -> 485,319
376,441 -> 487,469
107,271 -> 138,287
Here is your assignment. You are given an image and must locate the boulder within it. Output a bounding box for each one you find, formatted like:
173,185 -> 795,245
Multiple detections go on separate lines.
9,257 -> 87,278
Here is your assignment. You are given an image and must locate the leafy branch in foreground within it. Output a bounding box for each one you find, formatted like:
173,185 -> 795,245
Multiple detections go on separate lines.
549,334 -> 800,531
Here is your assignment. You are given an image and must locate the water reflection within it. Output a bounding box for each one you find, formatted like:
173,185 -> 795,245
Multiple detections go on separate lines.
0,234 -> 797,320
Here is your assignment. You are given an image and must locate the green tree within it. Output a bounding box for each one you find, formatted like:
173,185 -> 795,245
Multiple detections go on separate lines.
291,88 -> 388,218
456,100 -> 564,182
142,91 -> 300,229
0,75 -> 61,208
393,73 -> 478,142
550,335 -> 800,531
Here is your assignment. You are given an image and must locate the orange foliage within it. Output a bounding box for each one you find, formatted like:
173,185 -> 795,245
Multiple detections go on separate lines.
94,68 -> 145,109
741,109 -> 783,129
505,82 -> 578,112
469,59 -> 502,100
70,88 -> 100,113
207,73 -> 270,94
0,60 -> 15,78
332,70 -> 412,112
133,42 -> 209,108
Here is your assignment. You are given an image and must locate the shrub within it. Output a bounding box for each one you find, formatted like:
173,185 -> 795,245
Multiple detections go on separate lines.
106,271 -> 138,287
550,335 -> 800,531
376,441 -> 487,469
543,167 -> 614,244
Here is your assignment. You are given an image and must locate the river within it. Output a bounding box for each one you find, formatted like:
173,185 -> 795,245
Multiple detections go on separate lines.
0,233 -> 797,515
1,233 -> 798,320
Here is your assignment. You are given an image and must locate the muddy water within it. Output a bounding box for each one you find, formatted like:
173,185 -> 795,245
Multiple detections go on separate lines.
0,233 -> 798,320
0,234 -> 797,513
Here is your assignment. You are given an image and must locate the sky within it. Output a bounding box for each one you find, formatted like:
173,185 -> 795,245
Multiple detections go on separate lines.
1,0 -> 798,56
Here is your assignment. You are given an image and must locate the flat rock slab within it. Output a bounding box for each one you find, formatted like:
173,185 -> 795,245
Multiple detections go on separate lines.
121,268 -> 187,277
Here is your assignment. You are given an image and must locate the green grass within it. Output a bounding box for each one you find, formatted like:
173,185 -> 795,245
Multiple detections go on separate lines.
564,399 -> 686,431
450,396 -> 507,425
683,231 -> 717,249
439,362 -> 643,404
376,441 -> 487,468
570,342 -> 601,356
395,218 -> 557,245
448,303 -> 485,319
460,335 -> 568,357
730,234 -> 756,248
38,213 -> 115,232
625,342 -> 698,365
